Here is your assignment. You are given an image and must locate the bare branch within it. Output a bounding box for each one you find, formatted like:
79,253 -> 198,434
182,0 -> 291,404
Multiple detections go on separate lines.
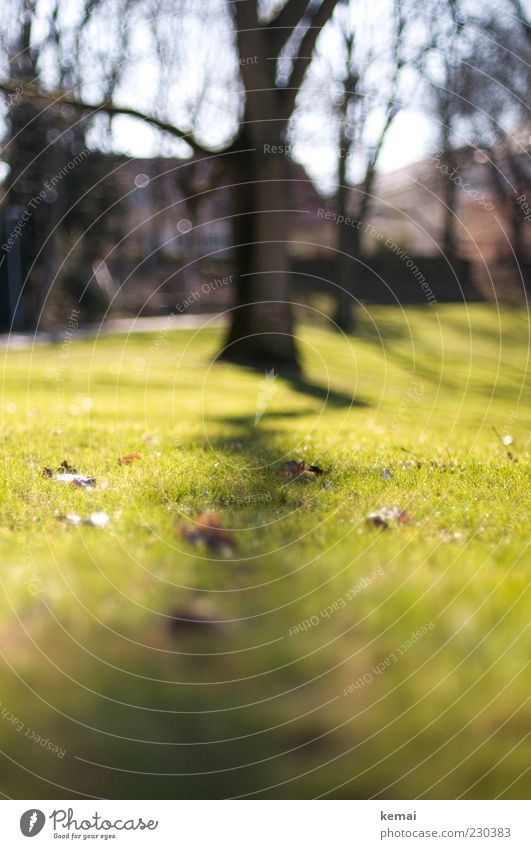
283,0 -> 342,114
268,0 -> 310,57
506,0 -> 531,46
0,78 -> 212,155
233,1 -> 278,129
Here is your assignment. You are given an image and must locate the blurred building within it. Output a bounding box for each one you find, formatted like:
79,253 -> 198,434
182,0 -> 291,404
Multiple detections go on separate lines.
3,139 -> 527,328
70,156 -> 335,318
361,136 -> 531,302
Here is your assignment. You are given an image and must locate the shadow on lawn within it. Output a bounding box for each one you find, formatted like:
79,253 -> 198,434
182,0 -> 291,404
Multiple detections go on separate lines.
214,361 -> 366,410
202,362 -> 366,473
286,372 -> 366,408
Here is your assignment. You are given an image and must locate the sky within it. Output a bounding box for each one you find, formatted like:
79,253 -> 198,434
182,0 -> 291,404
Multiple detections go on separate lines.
0,0 -> 502,193
99,0 -> 438,195
108,105 -> 435,186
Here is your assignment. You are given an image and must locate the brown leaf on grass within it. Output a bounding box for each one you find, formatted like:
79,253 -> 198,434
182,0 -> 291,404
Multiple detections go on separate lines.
179,511 -> 237,556
43,459 -> 78,477
59,459 -> 77,473
119,452 -> 142,465
167,600 -> 224,636
366,506 -> 412,530
279,460 -> 324,479
279,460 -> 306,479
43,460 -> 95,487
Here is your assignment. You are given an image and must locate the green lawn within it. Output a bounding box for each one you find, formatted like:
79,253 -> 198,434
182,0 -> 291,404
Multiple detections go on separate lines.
0,304 -> 529,799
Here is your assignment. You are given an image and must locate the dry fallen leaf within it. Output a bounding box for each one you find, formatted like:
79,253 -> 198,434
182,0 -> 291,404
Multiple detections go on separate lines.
179,511 -> 237,556
280,460 -> 324,479
43,459 -> 78,476
366,506 -> 412,529
59,459 -> 77,473
43,461 -> 96,488
167,600 -> 224,636
279,460 -> 306,479
119,452 -> 142,465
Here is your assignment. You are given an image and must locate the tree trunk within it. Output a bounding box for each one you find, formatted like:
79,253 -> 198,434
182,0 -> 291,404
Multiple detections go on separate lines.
219,3 -> 300,373
2,98 -> 52,329
220,147 -> 300,372
440,116 -> 458,259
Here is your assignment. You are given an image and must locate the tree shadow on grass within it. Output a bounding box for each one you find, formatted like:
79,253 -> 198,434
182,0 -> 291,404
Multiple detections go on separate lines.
214,361 -> 367,410
210,410 -> 315,427
196,361 -> 368,485
286,372 -> 366,408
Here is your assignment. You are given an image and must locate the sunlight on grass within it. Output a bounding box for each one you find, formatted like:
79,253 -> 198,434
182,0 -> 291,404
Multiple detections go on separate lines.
0,305 -> 529,799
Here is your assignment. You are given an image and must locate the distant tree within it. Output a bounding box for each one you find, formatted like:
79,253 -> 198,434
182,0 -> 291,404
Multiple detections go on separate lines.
419,0 -> 531,286
464,3 -> 531,285
418,0 -> 475,258
293,0 -> 416,332
332,0 -> 406,332
0,0 -> 142,327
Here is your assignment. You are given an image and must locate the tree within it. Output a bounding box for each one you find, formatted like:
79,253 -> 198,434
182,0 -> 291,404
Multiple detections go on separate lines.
464,2 -> 531,287
331,0 -> 405,331
220,0 -> 342,371
0,0 -> 145,328
0,0 -> 343,372
419,0 -> 531,287
292,0 -> 411,332
418,0 -> 473,258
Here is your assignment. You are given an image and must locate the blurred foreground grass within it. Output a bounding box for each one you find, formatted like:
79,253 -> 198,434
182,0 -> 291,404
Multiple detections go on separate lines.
0,304 -> 529,799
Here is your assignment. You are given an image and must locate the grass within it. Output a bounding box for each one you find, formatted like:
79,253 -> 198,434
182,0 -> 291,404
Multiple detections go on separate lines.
0,303 -> 529,799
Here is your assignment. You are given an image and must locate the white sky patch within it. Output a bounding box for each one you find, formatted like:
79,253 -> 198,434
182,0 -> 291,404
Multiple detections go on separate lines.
377,110 -> 436,174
